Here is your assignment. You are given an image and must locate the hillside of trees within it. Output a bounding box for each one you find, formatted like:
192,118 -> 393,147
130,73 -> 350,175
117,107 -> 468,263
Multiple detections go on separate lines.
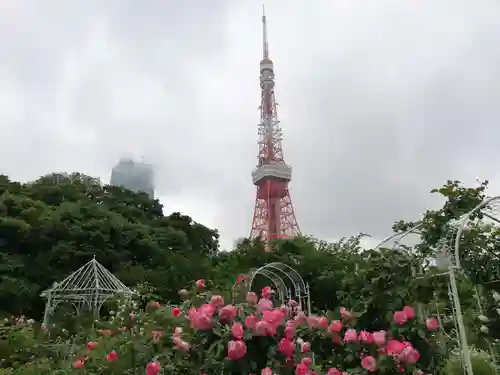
0,172 -> 500,361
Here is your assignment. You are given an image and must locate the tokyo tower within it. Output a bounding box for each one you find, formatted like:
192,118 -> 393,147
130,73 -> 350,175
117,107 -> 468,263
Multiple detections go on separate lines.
249,7 -> 301,242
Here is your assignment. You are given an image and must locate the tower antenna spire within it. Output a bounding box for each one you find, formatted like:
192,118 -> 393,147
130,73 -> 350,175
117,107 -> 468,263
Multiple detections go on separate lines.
249,8 -> 301,247
262,5 -> 269,59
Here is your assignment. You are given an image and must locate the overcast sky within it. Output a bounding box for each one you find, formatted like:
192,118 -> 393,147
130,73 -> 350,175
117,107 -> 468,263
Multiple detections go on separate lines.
1,0 -> 500,250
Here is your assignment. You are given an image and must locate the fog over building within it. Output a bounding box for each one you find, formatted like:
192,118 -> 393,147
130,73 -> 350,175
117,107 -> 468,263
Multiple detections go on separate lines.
110,159 -> 154,198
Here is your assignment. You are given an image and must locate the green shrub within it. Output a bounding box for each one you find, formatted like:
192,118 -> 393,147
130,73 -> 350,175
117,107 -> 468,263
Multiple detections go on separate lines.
442,350 -> 497,375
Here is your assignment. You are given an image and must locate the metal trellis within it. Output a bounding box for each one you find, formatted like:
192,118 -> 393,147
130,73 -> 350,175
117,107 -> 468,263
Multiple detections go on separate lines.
41,256 -> 135,327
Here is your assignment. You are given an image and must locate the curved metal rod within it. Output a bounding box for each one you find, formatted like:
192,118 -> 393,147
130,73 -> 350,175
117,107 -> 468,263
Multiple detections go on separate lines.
248,262 -> 308,304
256,269 -> 288,293
434,289 -> 457,342
249,269 -> 286,296
262,264 -> 302,293
250,263 -> 301,293
249,268 -> 288,303
265,262 -> 307,291
374,222 -> 424,251
250,268 -> 286,290
454,196 -> 500,269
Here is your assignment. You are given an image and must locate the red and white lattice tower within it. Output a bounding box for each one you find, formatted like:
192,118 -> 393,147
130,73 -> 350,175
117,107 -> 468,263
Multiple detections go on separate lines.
249,7 -> 301,243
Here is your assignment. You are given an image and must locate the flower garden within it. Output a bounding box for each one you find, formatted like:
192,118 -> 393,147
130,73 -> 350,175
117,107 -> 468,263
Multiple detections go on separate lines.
2,277 -> 441,375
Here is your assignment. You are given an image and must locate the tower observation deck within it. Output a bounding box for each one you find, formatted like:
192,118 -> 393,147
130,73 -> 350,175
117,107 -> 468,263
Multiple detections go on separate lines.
249,7 -> 300,244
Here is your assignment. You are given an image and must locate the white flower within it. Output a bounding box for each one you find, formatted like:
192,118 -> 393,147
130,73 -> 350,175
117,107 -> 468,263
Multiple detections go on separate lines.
480,223 -> 493,232
478,315 -> 489,322
493,292 -> 500,302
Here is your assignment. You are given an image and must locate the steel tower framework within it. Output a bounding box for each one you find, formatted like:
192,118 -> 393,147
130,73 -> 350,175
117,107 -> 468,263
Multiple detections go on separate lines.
249,7 -> 300,242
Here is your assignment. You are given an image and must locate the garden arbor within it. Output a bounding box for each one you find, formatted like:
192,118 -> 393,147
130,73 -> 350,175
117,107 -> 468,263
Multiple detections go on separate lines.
41,256 -> 134,327
242,262 -> 311,316
449,196 -> 500,375
374,218 -> 472,375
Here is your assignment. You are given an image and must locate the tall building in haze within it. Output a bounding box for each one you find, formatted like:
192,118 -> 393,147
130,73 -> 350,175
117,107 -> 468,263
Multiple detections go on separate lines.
110,159 -> 154,198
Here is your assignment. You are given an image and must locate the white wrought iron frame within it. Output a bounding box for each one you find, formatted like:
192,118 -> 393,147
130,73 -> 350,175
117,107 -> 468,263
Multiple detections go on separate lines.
374,222 -> 464,373
374,196 -> 500,375
41,256 -> 135,327
247,262 -> 311,316
450,196 -> 500,375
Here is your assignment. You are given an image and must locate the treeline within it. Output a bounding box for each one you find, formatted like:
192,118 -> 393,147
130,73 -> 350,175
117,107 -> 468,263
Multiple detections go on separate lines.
0,173 -> 499,348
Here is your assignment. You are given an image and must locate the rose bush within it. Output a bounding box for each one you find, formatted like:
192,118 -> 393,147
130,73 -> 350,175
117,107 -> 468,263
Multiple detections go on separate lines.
0,278 -> 441,374
53,278 -> 440,375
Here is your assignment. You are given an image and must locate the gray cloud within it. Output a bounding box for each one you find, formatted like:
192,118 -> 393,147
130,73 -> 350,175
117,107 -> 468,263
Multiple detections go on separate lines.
1,0 -> 500,249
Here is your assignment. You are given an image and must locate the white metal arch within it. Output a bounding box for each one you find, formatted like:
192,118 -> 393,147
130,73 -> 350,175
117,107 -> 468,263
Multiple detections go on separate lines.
374,222 -> 463,351
454,196 -> 500,270
248,262 -> 311,315
451,196 -> 500,375
374,222 -> 424,251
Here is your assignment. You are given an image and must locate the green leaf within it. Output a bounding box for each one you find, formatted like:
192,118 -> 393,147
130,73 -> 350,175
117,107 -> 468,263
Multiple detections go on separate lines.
267,345 -> 276,358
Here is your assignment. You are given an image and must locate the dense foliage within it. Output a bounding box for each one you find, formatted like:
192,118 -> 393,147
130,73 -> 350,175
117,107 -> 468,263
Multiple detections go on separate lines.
0,172 -> 499,373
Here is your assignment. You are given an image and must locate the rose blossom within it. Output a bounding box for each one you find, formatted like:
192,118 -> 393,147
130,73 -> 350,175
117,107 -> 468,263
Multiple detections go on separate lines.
246,292 -> 258,304
403,305 -> 416,319
343,328 -> 358,342
426,317 -> 439,331
210,295 -> 225,309
296,363 -> 309,375
258,298 -> 273,312
146,361 -> 161,375
105,351 -> 118,361
393,310 -> 408,325
301,341 -> 311,353
306,315 -> 320,329
339,307 -> 352,320
171,307 -> 182,317
328,320 -> 343,333
219,305 -> 238,322
361,356 -> 377,372
195,279 -> 205,288
277,338 -> 294,358
373,330 -> 386,346
231,322 -> 244,340
261,286 -> 272,299
359,330 -> 374,344
245,314 -> 258,329
227,340 -> 247,360
386,339 -> 406,355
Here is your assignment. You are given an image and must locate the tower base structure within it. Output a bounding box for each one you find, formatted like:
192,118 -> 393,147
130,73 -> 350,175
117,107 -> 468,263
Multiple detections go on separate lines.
250,177 -> 300,243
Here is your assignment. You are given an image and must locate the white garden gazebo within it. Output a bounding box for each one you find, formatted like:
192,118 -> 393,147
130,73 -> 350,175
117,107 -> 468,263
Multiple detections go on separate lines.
41,256 -> 134,327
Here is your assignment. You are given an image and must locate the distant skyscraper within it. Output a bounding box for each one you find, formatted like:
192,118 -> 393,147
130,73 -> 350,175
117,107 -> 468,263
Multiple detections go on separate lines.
110,159 -> 154,197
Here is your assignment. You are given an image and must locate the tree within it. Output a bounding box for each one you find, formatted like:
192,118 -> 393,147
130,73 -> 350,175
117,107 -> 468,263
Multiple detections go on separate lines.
0,173 -> 218,317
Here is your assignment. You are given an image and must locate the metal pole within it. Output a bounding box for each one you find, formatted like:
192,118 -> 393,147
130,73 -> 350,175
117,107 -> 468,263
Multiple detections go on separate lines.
448,266 -> 474,375
474,285 -> 498,374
